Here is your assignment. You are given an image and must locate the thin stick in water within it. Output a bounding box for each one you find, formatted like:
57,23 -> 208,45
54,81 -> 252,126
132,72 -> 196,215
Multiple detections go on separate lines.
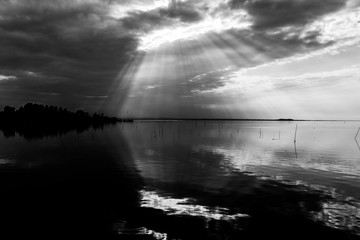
294,141 -> 298,159
355,127 -> 360,140
294,124 -> 298,143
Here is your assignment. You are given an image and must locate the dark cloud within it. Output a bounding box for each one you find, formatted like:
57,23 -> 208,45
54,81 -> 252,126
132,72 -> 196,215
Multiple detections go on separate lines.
120,11 -> 170,32
229,0 -> 346,29
121,0 -> 202,32
0,0 -> 139,111
0,0 -> 206,112
0,0 -> 352,117
161,0 -> 203,23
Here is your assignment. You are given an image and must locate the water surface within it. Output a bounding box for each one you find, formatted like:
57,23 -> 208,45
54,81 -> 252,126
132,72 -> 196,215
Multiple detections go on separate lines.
0,121 -> 359,239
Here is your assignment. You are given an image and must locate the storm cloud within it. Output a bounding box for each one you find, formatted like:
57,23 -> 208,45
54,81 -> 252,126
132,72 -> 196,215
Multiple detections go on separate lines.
229,0 -> 347,29
0,0 -> 208,109
0,0 -> 357,118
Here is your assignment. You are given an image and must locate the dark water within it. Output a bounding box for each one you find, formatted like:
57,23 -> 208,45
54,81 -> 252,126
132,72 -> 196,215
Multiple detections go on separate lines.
0,121 -> 359,239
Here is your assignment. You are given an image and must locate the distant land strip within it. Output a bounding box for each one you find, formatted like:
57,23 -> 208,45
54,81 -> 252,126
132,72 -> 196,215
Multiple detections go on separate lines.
131,118 -> 360,122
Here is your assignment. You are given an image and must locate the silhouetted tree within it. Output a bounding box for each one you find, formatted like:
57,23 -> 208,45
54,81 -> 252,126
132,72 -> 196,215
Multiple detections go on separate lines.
4,106 -> 15,114
0,103 -> 132,140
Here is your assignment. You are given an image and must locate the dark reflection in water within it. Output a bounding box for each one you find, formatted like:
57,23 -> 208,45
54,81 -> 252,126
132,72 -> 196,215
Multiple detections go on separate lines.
0,121 -> 359,239
0,128 -> 142,238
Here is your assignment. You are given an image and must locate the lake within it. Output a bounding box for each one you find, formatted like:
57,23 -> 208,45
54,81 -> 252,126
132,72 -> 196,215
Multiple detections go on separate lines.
0,121 -> 359,239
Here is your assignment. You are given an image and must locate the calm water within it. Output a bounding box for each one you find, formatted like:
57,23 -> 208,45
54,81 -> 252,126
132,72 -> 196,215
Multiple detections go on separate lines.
0,121 -> 359,239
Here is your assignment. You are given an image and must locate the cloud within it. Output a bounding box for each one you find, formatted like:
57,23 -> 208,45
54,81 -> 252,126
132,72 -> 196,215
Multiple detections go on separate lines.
0,0 -> 140,109
0,75 -> 16,81
195,64 -> 360,97
188,69 -> 233,93
183,63 -> 360,119
127,0 -> 251,50
0,0 -> 217,105
117,0 -> 204,34
82,95 -> 108,98
161,0 -> 203,23
120,9 -> 172,32
145,84 -> 161,90
229,0 -> 346,29
302,6 -> 360,45
0,0 -> 357,118
205,5 -> 360,80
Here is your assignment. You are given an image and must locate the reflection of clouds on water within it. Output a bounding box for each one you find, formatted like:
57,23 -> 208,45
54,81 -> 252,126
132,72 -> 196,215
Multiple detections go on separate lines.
114,221 -> 168,240
121,121 -> 360,237
234,169 -> 360,235
0,158 -> 16,166
193,144 -> 360,177
136,143 -> 360,236
140,190 -> 249,221
253,174 -> 360,235
312,201 -> 360,234
202,145 -> 360,236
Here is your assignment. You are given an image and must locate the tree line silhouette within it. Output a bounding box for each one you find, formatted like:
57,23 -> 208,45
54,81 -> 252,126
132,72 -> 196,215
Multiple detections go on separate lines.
0,103 -> 131,140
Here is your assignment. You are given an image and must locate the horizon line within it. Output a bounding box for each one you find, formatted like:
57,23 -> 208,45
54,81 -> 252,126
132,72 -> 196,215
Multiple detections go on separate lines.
120,118 -> 360,122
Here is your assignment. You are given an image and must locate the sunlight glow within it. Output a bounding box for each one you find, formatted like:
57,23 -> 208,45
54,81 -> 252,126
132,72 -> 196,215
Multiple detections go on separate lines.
139,11 -> 250,51
108,24 -> 302,118
105,2 -> 360,120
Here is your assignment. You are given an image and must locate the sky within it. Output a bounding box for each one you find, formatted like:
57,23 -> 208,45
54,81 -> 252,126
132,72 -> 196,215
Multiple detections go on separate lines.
0,0 -> 360,119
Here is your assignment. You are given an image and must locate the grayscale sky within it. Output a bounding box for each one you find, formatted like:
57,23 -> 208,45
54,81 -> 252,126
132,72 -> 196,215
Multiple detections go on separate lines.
1,0 -> 360,119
